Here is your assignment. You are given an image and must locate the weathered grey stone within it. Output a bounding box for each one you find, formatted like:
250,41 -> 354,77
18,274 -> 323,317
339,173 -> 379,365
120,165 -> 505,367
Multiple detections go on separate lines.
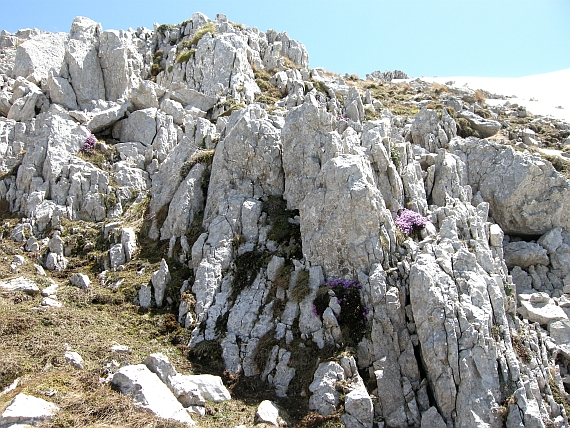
255,400 -> 286,426
70,272 -> 91,289
112,364 -> 195,425
160,163 -> 205,240
64,351 -> 84,369
0,277 -> 39,295
109,243 -> 126,271
0,393 -> 59,426
300,154 -> 390,278
451,137 -> 570,235
504,241 -> 549,269
84,102 -> 130,133
309,361 -> 344,416
204,104 -> 283,224
518,296 -> 567,325
12,32 -> 68,85
458,110 -> 501,137
420,407 -> 446,428
410,107 -> 457,151
121,227 -> 137,263
143,353 -> 177,384
41,296 -> 62,307
119,108 -> 157,146
182,374 -> 231,402
47,72 -> 78,110
8,82 -> 43,121
343,385 -> 373,428
98,30 -> 144,102
169,86 -> 217,112
152,259 -> 170,307
138,284 -> 152,308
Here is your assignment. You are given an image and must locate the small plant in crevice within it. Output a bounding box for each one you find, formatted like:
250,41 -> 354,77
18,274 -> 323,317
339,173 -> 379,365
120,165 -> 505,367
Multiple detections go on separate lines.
176,48 -> 196,64
512,334 -> 532,364
394,208 -> 430,236
187,22 -> 217,47
82,131 -> 97,155
218,98 -> 246,117
180,149 -> 215,178
231,250 -> 271,302
151,49 -> 164,77
390,145 -> 401,168
290,270 -> 311,302
313,279 -> 368,344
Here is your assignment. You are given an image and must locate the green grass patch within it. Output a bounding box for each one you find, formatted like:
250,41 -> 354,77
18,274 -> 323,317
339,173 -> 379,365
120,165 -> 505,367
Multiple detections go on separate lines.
188,22 -> 217,46
176,48 -> 196,63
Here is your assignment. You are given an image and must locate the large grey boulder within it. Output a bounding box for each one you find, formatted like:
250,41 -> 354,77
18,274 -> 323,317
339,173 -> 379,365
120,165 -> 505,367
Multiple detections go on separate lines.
308,361 -> 345,416
451,137 -> 570,235
143,353 -> 223,408
255,400 -> 287,426
119,107 -> 157,146
160,162 -> 205,240
204,104 -> 283,224
111,364 -> 195,425
170,32 -> 259,102
0,393 -> 59,426
410,107 -> 456,151
169,85 -> 217,112
300,154 -> 391,278
83,101 -> 130,133
503,241 -> 550,268
517,293 -> 567,325
47,72 -> 78,110
458,110 -> 501,138
409,250 -> 504,427
65,18 -> 105,109
12,32 -> 68,85
98,30 -> 144,102
420,407 -> 446,428
182,374 -> 231,402
7,79 -> 44,122
70,272 -> 91,289
281,99 -> 341,209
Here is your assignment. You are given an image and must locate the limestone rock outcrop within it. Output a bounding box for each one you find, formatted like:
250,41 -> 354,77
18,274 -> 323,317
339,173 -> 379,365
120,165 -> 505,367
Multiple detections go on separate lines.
1,11 -> 570,428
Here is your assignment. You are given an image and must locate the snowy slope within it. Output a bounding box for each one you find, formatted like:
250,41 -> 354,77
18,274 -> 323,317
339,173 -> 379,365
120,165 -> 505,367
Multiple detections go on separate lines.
416,69 -> 570,122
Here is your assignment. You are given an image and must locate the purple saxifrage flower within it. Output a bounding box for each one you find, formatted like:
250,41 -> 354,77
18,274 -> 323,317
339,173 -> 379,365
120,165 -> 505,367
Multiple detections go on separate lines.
394,209 -> 430,235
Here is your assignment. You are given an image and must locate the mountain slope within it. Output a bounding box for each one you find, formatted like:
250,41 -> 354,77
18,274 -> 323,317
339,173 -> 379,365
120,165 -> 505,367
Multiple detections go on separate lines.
0,12 -> 570,428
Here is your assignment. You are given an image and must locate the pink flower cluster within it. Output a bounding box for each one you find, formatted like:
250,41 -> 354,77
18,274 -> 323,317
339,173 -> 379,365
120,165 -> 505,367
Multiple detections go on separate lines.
82,132 -> 97,155
394,209 -> 430,235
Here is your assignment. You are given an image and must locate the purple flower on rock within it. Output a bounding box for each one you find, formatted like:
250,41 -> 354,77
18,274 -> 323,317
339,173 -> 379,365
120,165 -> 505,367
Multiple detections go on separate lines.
394,208 -> 430,235
82,132 -> 97,155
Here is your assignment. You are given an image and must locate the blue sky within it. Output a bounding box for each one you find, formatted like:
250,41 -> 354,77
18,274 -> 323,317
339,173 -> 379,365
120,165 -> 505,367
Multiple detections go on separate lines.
1,0 -> 568,78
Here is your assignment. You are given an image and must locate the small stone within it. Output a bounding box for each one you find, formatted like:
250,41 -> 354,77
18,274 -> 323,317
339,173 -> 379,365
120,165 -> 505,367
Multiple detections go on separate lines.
111,345 -> 132,354
13,255 -> 25,266
255,400 -> 285,426
41,297 -> 62,308
34,264 -> 47,276
139,284 -> 152,308
64,351 -> 84,369
70,273 -> 91,289
0,393 -> 59,426
41,282 -> 59,297
151,259 -> 170,307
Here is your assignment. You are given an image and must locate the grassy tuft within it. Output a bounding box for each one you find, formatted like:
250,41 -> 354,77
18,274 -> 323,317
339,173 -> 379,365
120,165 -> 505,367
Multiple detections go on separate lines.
290,270 -> 311,302
188,22 -> 217,47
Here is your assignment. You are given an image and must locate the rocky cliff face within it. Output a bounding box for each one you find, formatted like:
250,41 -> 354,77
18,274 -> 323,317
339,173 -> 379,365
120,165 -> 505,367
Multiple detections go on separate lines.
1,12 -> 570,428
